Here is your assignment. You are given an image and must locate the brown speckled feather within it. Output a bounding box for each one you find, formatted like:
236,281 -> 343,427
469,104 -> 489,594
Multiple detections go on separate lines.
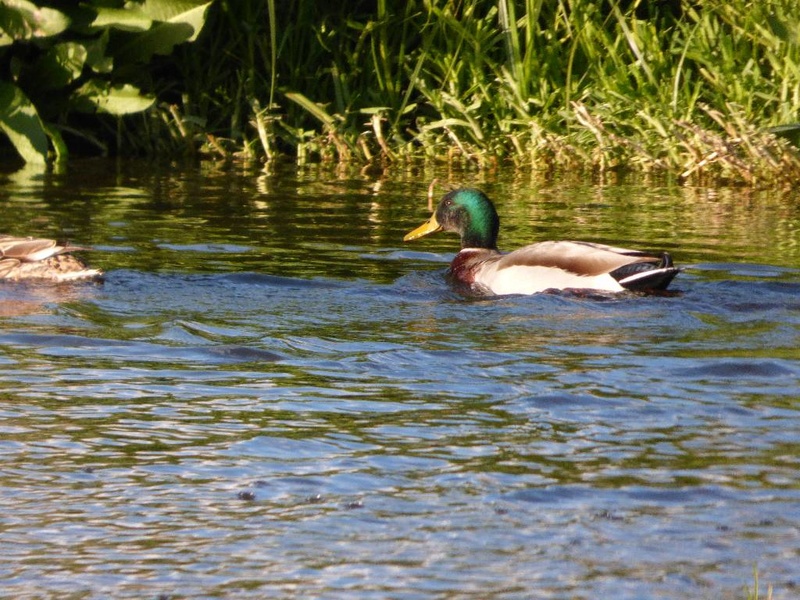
0,236 -> 102,282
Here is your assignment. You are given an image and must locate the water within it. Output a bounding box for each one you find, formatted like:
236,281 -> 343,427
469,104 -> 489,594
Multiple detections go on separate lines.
1,160 -> 799,599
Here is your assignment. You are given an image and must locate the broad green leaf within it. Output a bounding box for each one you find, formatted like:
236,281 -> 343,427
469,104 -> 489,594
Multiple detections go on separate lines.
87,5 -> 152,32
71,80 -> 155,115
30,42 -> 88,91
114,0 -> 212,63
138,0 -> 210,37
0,81 -> 48,164
0,1 -> 69,46
84,29 -> 113,74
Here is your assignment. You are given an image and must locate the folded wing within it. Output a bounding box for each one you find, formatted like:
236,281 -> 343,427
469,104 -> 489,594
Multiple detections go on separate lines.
483,241 -> 679,293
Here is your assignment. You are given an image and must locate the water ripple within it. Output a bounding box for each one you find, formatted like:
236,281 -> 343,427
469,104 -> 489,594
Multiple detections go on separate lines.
2,171 -> 800,598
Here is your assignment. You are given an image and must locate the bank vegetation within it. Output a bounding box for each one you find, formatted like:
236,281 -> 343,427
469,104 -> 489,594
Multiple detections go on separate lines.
2,0 -> 800,185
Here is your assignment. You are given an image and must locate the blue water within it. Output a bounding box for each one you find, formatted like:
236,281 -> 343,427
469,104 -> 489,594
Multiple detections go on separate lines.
1,161 -> 799,598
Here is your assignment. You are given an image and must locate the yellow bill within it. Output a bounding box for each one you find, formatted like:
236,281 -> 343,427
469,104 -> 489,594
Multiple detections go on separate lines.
404,213 -> 442,242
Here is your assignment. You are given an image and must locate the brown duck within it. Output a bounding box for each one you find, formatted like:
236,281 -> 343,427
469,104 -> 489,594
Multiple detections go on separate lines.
0,236 -> 102,282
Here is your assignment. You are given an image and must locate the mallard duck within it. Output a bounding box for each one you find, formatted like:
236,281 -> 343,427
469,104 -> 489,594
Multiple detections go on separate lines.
0,236 -> 102,282
404,188 -> 679,295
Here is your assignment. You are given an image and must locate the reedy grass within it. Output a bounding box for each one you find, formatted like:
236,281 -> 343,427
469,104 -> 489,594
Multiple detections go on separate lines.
744,567 -> 774,600
168,0 -> 800,185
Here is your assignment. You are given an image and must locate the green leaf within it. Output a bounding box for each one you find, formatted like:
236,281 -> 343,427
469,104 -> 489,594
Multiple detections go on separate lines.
285,92 -> 336,127
84,29 -> 113,74
29,42 -> 88,91
138,0 -> 208,32
0,1 -> 69,46
42,121 -> 68,161
113,0 -> 213,64
0,81 -> 48,164
87,4 -> 152,32
71,80 -> 155,115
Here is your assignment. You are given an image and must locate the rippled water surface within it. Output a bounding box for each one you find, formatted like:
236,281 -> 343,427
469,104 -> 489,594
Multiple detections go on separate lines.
1,160 -> 799,599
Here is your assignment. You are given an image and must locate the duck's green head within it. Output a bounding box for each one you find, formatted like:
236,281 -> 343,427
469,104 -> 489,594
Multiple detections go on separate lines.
404,188 -> 500,249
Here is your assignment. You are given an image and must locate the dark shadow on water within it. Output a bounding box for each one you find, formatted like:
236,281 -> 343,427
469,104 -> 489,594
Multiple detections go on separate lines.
0,331 -> 283,364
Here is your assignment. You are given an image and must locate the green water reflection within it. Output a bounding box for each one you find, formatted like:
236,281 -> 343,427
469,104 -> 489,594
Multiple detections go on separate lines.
2,159 -> 799,278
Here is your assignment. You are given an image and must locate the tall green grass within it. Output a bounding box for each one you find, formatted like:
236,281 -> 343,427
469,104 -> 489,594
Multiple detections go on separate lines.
170,0 -> 800,183
745,567 -> 774,600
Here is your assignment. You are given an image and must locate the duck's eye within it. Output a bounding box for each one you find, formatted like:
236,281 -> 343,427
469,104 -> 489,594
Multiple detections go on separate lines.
444,199 -> 453,207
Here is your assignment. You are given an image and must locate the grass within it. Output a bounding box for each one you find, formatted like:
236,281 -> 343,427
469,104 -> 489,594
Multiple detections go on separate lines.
128,1 -> 800,185
744,567 -> 774,600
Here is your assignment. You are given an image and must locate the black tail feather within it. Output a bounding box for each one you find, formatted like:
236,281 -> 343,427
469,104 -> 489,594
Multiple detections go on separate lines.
610,252 -> 680,291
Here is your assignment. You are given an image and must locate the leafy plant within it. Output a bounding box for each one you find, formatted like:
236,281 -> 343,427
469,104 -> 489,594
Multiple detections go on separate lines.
0,0 -> 213,164
4,0 -> 800,184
